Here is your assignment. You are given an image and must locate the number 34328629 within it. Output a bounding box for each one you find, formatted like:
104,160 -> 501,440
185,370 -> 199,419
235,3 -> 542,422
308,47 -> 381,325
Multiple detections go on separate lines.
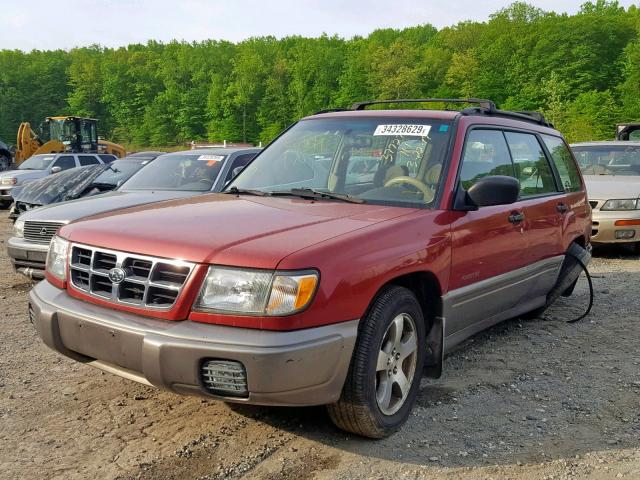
373,124 -> 432,136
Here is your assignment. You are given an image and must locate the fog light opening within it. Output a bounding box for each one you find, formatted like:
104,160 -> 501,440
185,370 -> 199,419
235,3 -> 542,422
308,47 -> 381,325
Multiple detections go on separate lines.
201,359 -> 248,398
614,230 -> 636,240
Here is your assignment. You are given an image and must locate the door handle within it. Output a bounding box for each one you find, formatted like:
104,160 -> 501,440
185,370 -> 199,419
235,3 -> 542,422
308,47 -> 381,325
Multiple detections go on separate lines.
556,203 -> 569,214
508,212 -> 525,223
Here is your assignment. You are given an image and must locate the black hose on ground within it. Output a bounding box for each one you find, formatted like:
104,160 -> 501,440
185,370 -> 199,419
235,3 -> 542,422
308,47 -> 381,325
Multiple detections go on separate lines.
544,243 -> 594,323
562,250 -> 594,323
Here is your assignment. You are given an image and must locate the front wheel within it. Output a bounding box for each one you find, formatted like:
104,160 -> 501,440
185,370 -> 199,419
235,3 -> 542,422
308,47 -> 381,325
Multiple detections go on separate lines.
327,286 -> 426,438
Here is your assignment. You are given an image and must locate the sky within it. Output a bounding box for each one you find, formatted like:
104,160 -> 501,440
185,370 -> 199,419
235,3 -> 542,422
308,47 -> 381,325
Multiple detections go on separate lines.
1,0 -> 638,51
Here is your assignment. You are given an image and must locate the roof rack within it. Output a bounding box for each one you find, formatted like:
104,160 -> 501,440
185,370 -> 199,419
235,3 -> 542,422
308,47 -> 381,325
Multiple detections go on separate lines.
316,98 -> 554,128
461,106 -> 554,128
351,98 -> 497,111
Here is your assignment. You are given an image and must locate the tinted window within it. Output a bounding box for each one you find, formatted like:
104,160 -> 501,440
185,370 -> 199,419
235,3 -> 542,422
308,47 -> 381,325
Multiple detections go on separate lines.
224,153 -> 257,183
79,155 -> 100,166
505,132 -> 557,197
460,130 -> 514,189
52,155 -> 76,171
121,153 -> 225,191
98,154 -> 117,163
543,135 -> 583,190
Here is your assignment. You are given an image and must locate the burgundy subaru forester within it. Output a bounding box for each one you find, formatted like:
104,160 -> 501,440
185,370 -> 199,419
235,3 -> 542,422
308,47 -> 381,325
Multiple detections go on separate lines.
29,99 -> 590,438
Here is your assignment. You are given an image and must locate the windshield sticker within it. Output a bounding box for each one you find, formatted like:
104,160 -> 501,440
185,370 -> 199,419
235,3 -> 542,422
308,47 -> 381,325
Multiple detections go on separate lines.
373,124 -> 431,136
197,154 -> 224,162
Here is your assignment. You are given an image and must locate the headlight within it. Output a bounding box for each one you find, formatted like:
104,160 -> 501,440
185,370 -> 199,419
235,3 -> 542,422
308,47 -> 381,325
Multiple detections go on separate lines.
45,235 -> 69,282
194,267 -> 318,316
1,177 -> 17,186
601,199 -> 639,211
13,219 -> 24,238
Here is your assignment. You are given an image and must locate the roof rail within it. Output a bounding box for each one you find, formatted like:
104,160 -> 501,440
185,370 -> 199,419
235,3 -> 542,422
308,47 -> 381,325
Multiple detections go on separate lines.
351,98 -> 497,111
461,107 -> 554,128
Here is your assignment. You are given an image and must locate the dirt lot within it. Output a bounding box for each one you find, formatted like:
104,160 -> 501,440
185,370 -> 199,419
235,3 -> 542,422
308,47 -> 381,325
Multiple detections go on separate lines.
0,215 -> 639,480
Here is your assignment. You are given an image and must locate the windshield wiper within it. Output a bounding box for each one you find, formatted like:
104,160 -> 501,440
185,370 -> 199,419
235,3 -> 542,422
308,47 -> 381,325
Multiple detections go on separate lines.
223,186 -> 271,197
275,188 -> 365,204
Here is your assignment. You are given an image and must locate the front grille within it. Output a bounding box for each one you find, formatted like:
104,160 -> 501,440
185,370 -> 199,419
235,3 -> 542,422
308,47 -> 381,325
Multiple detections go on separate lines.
23,221 -> 65,243
69,243 -> 195,309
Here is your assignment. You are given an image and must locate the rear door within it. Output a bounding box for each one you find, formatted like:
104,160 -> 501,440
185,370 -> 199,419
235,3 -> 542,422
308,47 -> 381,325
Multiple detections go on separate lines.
541,134 -> 589,249
504,131 -> 564,264
447,128 -> 531,337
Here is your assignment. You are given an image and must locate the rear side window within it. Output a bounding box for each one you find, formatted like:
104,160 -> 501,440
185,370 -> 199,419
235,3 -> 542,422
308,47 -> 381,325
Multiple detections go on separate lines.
79,155 -> 100,166
459,130 -> 514,189
542,135 -> 582,192
52,155 -> 76,171
504,132 -> 556,197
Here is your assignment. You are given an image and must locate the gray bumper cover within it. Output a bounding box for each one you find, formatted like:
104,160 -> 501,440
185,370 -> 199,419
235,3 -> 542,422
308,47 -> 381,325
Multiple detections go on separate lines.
29,281 -> 358,406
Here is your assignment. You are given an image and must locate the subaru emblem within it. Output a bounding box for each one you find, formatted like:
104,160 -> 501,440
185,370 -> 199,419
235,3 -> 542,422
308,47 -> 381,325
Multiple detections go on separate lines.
108,267 -> 127,284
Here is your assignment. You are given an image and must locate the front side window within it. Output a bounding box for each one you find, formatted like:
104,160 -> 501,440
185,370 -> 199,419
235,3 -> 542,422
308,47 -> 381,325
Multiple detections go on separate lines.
505,132 -> 556,197
459,130 -> 513,190
542,135 -> 582,191
229,118 -> 452,206
52,155 -> 76,171
121,153 -> 226,191
572,144 -> 640,176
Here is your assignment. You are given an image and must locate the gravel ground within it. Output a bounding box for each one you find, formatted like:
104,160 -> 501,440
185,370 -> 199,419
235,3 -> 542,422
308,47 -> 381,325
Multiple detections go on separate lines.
0,214 -> 639,480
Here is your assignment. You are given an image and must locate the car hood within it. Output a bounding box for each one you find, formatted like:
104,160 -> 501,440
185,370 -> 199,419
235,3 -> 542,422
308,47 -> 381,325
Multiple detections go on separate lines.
13,165 -> 105,206
60,194 -> 416,269
0,169 -> 46,181
584,175 -> 640,200
18,189 -> 199,223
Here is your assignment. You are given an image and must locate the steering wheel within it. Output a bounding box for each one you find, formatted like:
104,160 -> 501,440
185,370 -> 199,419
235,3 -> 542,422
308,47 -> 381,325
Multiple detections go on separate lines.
384,176 -> 434,200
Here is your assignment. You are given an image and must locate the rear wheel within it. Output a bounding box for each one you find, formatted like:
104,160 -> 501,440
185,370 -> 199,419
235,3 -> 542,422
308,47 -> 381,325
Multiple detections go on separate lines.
0,200 -> 10,210
327,286 -> 426,438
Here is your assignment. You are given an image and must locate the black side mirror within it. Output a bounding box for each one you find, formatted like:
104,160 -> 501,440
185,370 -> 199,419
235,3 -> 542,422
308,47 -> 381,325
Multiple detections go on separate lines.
455,175 -> 520,210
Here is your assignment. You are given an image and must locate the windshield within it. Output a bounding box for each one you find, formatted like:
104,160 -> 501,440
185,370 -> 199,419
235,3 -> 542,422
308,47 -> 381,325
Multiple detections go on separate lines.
573,145 -> 640,176
18,154 -> 56,170
48,119 -> 76,144
120,153 -> 226,191
92,160 -> 147,187
229,118 -> 452,206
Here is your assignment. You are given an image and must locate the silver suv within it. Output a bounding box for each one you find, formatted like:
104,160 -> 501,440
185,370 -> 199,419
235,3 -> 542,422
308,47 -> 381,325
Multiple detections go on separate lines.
0,153 -> 116,208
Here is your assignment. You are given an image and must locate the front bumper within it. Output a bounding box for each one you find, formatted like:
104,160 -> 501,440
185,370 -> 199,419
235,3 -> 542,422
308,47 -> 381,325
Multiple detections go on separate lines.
0,186 -> 14,200
7,236 -> 49,279
591,209 -> 640,244
29,280 -> 358,406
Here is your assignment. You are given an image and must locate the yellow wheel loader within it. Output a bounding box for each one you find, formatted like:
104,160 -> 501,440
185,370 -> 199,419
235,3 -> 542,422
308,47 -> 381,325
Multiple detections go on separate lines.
11,116 -> 126,169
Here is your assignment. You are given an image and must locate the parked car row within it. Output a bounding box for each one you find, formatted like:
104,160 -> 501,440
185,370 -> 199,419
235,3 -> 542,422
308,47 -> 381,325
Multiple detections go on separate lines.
8,147 -> 260,278
17,99 -> 597,439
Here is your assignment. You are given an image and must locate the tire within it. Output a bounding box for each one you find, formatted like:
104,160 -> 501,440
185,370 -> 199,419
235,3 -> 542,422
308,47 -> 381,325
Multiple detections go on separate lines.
0,155 -> 9,172
327,285 -> 426,438
0,200 -> 10,210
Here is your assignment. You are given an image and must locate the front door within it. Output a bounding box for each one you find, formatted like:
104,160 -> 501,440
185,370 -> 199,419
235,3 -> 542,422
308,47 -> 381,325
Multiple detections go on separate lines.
447,128 -> 531,341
